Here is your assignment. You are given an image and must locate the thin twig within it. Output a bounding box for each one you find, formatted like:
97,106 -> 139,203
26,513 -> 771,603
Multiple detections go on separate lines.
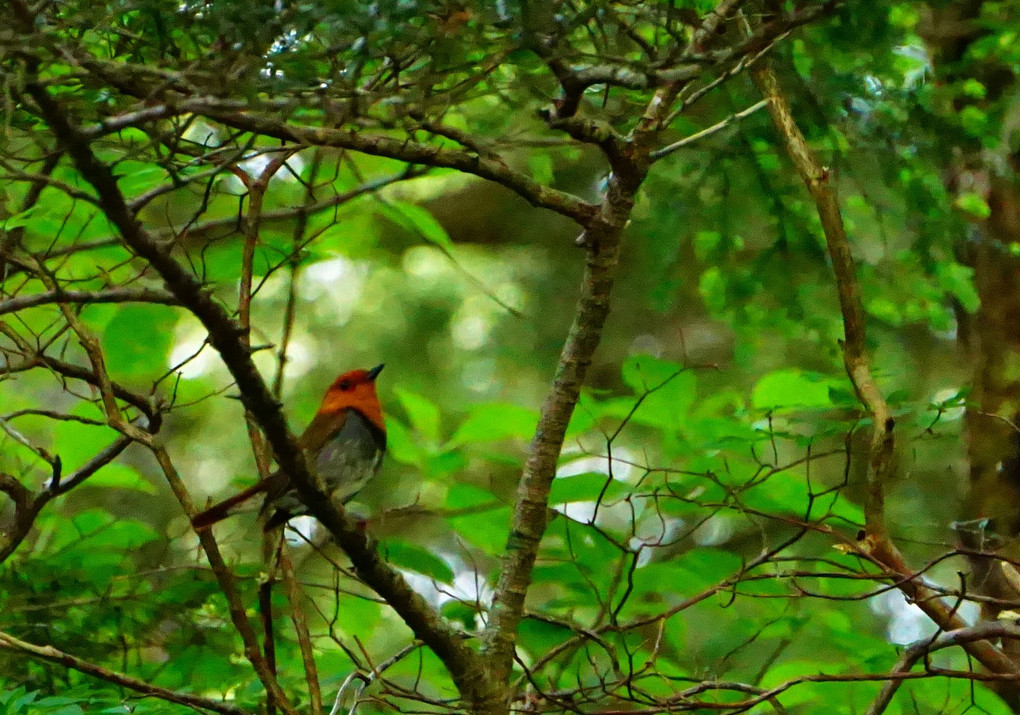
866,621 -> 1020,715
652,99 -> 768,159
280,544 -> 324,715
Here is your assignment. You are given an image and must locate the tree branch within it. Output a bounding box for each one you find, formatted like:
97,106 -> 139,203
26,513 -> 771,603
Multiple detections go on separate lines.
652,99 -> 768,159
0,432 -> 133,569
751,60 -> 891,535
483,135 -> 646,691
0,630 -> 246,715
0,288 -> 179,317
150,446 -> 299,715
866,621 -> 1020,715
191,105 -> 598,225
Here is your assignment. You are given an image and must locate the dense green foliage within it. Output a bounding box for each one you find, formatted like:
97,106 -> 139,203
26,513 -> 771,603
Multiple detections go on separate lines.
2,1 -> 1020,713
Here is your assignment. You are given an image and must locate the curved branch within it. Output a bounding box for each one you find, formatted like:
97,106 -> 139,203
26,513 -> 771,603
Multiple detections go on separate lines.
751,61 -> 892,531
483,174 -> 639,685
866,621 -> 1020,715
0,630 -> 246,715
57,94 -> 597,225
9,351 -> 157,420
0,473 -> 36,564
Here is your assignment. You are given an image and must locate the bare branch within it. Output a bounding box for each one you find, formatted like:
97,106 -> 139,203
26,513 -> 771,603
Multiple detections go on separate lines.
190,105 -> 598,225
652,99 -> 768,159
0,431 -> 134,570
0,288 -> 179,317
150,445 -> 299,715
280,545 -> 324,715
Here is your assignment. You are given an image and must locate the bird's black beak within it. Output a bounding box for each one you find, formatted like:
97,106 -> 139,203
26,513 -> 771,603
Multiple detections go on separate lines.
367,364 -> 385,381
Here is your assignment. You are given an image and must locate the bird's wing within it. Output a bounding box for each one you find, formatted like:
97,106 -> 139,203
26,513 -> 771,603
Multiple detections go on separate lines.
298,407 -> 350,454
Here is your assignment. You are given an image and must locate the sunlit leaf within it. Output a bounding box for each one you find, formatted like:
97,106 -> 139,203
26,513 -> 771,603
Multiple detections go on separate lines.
752,369 -> 838,410
386,540 -> 454,583
394,387 -> 442,442
378,202 -> 454,251
448,402 -> 538,446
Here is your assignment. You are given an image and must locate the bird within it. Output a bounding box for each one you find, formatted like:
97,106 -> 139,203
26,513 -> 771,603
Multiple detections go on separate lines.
191,364 -> 386,531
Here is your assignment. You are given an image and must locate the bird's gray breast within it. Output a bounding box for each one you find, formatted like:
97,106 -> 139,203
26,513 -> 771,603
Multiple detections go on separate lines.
312,409 -> 385,503
266,410 -> 385,526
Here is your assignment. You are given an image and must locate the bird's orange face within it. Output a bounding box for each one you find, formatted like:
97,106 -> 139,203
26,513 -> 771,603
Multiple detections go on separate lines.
318,364 -> 385,430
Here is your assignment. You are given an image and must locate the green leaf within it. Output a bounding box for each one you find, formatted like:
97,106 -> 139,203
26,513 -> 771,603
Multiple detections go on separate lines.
71,511 -> 160,550
618,355 -> 697,428
867,295 -> 903,325
628,549 -> 742,604
549,473 -> 630,505
445,483 -> 499,509
693,230 -> 721,261
959,105 -> 988,137
441,599 -> 481,629
447,506 -> 511,555
394,387 -> 442,442
100,304 -> 177,380
1,206 -> 38,231
115,161 -> 167,198
745,469 -> 865,525
378,202 -> 453,251
698,266 -> 728,313
888,4 -> 920,28
423,448 -> 467,479
0,688 -> 36,713
565,398 -> 597,438
308,210 -> 379,258
518,617 -> 573,658
85,464 -> 157,494
38,705 -> 84,715
53,415 -> 121,476
527,154 -> 555,185
953,192 -> 991,220
961,78 -> 987,100
386,540 -> 454,583
791,38 -> 814,79
383,417 -> 422,466
752,369 -> 836,410
448,402 -> 538,446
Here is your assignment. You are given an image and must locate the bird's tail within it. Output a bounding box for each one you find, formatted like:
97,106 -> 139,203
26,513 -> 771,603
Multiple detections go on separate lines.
191,474 -> 285,531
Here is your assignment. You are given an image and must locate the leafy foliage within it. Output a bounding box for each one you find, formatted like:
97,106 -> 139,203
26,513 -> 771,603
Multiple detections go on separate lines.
2,0 -> 1020,714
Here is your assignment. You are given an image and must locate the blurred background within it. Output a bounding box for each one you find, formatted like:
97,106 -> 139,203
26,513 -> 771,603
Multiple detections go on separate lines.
3,1 -> 1019,712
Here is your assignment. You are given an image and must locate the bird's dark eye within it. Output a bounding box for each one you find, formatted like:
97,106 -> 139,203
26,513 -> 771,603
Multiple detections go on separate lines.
339,379 -> 351,391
